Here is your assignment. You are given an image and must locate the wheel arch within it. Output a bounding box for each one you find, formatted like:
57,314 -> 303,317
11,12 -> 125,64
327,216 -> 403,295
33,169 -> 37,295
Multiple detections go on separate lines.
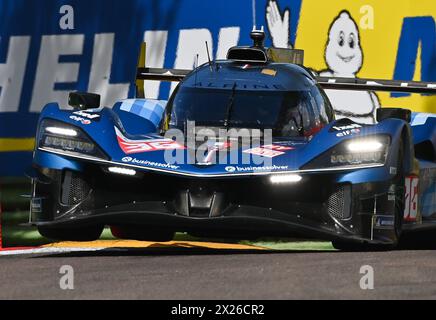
399,124 -> 416,176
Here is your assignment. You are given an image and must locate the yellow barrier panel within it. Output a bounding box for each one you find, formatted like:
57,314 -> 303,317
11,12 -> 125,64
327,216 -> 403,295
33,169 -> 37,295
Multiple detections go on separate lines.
295,0 -> 436,113
0,138 -> 35,152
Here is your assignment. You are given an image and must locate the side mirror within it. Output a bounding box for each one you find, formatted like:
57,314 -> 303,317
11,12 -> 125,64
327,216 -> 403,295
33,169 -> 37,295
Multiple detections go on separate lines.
68,92 -> 101,110
377,108 -> 411,123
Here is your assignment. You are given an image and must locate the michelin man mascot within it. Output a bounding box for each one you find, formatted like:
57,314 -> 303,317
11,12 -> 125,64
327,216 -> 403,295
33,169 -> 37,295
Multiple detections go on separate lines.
320,11 -> 380,124
266,1 -> 380,124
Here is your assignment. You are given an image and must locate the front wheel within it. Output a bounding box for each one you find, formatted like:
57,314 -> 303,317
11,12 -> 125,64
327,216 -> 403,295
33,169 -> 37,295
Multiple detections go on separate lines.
38,225 -> 104,242
110,226 -> 175,242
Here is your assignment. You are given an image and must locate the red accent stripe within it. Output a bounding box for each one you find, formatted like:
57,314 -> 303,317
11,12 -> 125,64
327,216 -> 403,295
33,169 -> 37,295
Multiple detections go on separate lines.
304,124 -> 325,138
0,247 -> 38,252
0,185 -> 2,249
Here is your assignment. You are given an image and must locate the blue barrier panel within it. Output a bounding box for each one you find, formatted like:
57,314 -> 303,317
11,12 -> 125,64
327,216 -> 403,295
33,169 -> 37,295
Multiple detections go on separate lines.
0,0 -> 302,176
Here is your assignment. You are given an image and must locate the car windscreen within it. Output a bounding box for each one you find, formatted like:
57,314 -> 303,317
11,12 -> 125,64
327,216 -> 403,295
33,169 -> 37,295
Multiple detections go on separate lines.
166,86 -> 327,137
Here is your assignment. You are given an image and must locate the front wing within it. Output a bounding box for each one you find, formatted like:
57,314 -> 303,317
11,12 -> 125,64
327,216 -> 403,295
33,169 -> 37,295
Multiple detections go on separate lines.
29,153 -> 403,245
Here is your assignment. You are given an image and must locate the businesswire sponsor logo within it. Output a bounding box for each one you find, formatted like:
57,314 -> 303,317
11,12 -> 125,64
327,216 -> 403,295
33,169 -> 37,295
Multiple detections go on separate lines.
122,157 -> 180,170
225,165 -> 289,173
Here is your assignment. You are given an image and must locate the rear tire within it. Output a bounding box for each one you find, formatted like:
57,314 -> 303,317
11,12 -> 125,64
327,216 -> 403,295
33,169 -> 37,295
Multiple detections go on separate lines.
332,240 -> 396,252
399,231 -> 436,250
110,226 -> 175,242
38,225 -> 104,242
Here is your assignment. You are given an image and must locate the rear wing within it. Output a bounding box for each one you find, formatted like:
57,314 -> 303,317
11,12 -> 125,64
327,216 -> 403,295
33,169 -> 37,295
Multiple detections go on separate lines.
136,67 -> 436,94
135,43 -> 436,96
136,67 -> 191,82
135,42 -> 191,98
317,77 -> 436,94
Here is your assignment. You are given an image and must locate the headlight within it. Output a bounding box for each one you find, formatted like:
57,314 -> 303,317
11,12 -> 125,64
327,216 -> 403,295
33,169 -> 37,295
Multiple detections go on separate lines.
45,126 -> 78,137
303,135 -> 390,170
346,140 -> 384,153
270,174 -> 302,184
38,119 -> 107,159
107,167 -> 137,176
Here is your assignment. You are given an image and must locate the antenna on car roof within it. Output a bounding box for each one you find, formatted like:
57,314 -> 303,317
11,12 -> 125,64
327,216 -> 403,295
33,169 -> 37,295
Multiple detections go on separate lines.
251,26 -> 266,48
194,54 -> 199,86
252,0 -> 257,30
205,41 -> 213,72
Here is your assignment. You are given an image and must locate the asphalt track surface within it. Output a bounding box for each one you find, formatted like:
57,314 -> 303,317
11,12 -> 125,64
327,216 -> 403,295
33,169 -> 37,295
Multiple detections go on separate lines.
1,244 -> 436,300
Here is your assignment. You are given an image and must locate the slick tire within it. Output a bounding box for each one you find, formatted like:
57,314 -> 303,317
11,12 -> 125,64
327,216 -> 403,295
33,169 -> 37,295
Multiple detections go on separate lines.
38,225 -> 104,242
110,226 -> 175,242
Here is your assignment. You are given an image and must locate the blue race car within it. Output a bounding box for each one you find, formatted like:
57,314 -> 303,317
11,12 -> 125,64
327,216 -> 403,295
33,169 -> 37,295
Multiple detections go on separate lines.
28,30 -> 436,250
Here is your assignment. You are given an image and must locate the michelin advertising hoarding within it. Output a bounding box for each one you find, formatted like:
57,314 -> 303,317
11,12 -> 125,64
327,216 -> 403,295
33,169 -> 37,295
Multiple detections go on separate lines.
0,0 -> 435,176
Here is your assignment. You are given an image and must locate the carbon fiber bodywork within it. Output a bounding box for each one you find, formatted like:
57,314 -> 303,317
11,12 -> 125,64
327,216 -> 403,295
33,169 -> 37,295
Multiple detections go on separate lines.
30,163 -> 399,244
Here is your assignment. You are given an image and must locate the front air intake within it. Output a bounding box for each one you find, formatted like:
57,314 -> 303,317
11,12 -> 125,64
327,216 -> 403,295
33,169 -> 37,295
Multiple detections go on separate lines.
61,171 -> 91,205
327,185 -> 352,220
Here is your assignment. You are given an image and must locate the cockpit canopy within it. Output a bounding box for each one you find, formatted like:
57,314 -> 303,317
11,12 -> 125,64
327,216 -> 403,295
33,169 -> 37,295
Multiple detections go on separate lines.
161,63 -> 334,138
